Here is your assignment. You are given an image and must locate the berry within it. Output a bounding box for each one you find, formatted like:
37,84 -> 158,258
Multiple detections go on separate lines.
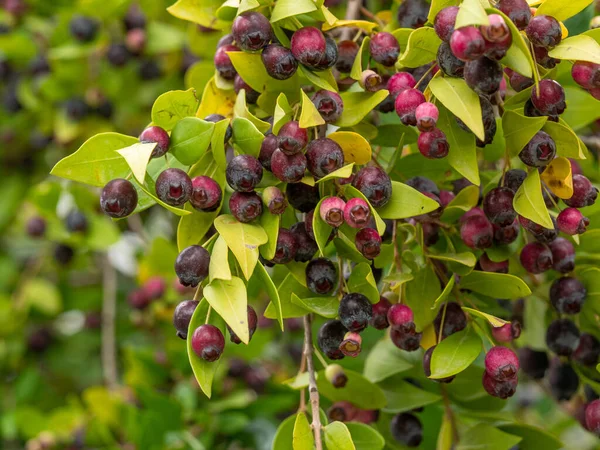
483,187 -> 516,227
227,306 -> 258,344
291,27 -> 326,67
314,35 -> 338,70
557,207 -> 589,235
397,0 -> 429,29
290,221 -> 318,262
387,72 -> 417,97
574,333 -> 600,366
352,166 -> 392,208
262,186 -> 287,215
586,400 -> 600,435
325,364 -> 348,388
494,220 -> 520,244
415,102 -> 439,132
129,289 -> 151,309
423,345 -> 455,382
439,190 -> 455,207
344,198 -> 372,229
335,40 -> 359,73
526,15 -> 562,49
485,346 -> 519,381
481,14 -> 510,43
519,131 -> 556,167
272,228 -> 298,264
175,245 -> 210,287
450,26 -> 486,61
434,6 -> 459,42
360,69 -> 383,92
395,88 -> 426,126
173,300 -> 199,339
231,12 -> 272,52
271,149 -> 307,183
479,253 -> 509,274
519,216 -> 558,243
437,41 -> 465,77
550,276 -> 586,314
520,242 -> 553,274
191,324 -> 225,362
532,45 -> 559,69
507,69 -> 534,92
548,360 -> 579,400
370,297 -> 391,330
549,237 -> 575,273
261,44 -> 298,80
64,97 -> 89,121
328,401 -> 358,421
106,43 -> 131,66
503,169 -> 527,192
143,277 -> 165,300
482,370 -> 518,399
491,321 -> 521,343
65,210 -> 88,233
546,318 -> 580,356
422,222 -> 440,246
311,90 -> 344,123
531,79 -> 566,116
571,61 -> 600,89
417,128 -> 449,159
464,57 -> 503,96
387,304 -> 414,329
318,320 -> 347,360
226,155 -> 263,192
205,114 -> 232,142
407,176 -> 440,195
434,302 -> 467,339
320,197 -> 346,227
391,325 -> 422,351
497,0 -> 531,30
277,121 -> 308,155
69,16 -> 99,42
369,32 -> 400,66
461,215 -> 494,249
258,133 -> 278,170
214,44 -> 239,80
126,28 -> 146,54
189,176 -> 222,212
339,293 -> 372,332
355,228 -> 382,259
139,126 -> 170,158
390,413 -> 423,447
306,258 -> 337,295
565,174 -> 598,208
54,244 -> 75,266
286,183 -> 319,212
339,331 -> 362,357
229,191 -> 263,223
124,5 -> 146,30
26,217 -> 46,238
234,75 -> 260,104
518,348 -> 549,379
306,138 -> 344,178
155,168 -> 192,206
27,328 -> 53,353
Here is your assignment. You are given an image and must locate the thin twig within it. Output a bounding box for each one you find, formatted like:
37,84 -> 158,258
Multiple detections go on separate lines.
303,314 -> 323,450
101,254 -> 118,391
340,0 -> 362,41
441,385 -> 459,444
359,6 -> 385,28
313,346 -> 329,369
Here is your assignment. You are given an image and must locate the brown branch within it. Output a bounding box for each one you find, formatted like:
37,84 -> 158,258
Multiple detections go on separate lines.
303,314 -> 323,449
340,0 -> 362,41
102,254 -> 118,391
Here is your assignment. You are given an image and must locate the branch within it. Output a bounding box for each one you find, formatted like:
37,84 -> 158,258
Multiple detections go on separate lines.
441,385 -> 459,444
303,314 -> 323,449
340,0 -> 362,41
580,135 -> 600,153
102,254 -> 118,390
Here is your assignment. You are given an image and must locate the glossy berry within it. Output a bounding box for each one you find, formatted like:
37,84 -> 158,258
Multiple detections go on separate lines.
395,88 -> 426,126
503,168 -> 527,193
434,302 -> 467,340
507,69 -> 534,92
344,198 -> 371,229
548,360 -> 579,400
258,134 -> 278,171
229,191 -> 263,223
271,149 -> 307,183
139,126 -> 170,158
460,215 -> 494,249
339,331 -> 362,357
277,121 -> 308,155
519,131 -> 556,168
173,300 -> 199,339
191,324 -> 225,362
370,32 -> 400,66
520,242 -> 553,274
434,6 -> 459,42
491,321 -> 521,343
320,197 -> 346,227
214,44 -> 239,80
352,166 -> 392,208
586,400 -> 600,435
286,183 -> 320,213
387,304 -> 414,329
387,72 -> 417,97
262,186 -> 287,215
155,168 -> 192,206
550,276 -> 586,314
190,176 -> 222,212
450,26 -> 486,61
574,334 -> 600,367
437,41 -> 466,77
227,306 -> 258,344
261,44 -> 298,80
325,364 -> 348,388
518,347 -> 549,379
482,371 -> 518,399
415,102 -> 439,132
306,138 -> 344,178
549,237 -> 575,273
306,258 -> 337,295
272,228 -> 298,264
226,155 -> 263,192
370,297 -> 391,329
232,12 -> 272,52
311,90 -> 344,123
483,187 -> 516,227
391,325 -> 422,352
546,318 -> 580,356
464,57 -> 503,96
498,0 -> 531,29
291,27 -> 326,67
485,346 -> 519,381
572,61 -> 600,89
479,253 -> 509,274
26,217 -> 46,238
175,245 -> 210,287
565,174 -> 598,208
334,40 -> 359,73
318,320 -> 347,360
526,15 -> 562,49
423,345 -> 455,383
390,413 -> 423,447
314,35 -> 338,70
70,16 -> 99,42
339,293 -> 372,332
531,79 -> 566,116
355,228 -> 382,260
557,207 -> 589,235
494,220 -> 520,245
418,128 -> 449,159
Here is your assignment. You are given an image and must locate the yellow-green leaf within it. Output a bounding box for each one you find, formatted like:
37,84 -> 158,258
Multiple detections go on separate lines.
317,163 -> 355,183
462,307 -> 509,327
378,181 -> 441,219
324,422 -> 356,450
535,0 -> 594,22
549,35 -> 600,64
116,143 -> 156,185
336,90 -> 389,127
513,169 -> 554,229
459,271 -> 532,299
327,132 -> 372,165
209,236 -> 232,282
151,88 -> 199,131
273,93 -> 293,134
271,0 -> 317,22
455,0 -> 490,28
293,413 -> 314,450
397,27 -> 442,68
204,277 -> 249,344
299,90 -> 326,128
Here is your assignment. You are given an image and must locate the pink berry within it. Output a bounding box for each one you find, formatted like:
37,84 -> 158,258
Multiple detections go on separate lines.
291,27 -> 326,67
449,26 -> 486,61
460,215 -> 493,249
387,72 -> 417,97
481,14 -> 510,43
395,88 -> 426,126
586,399 -> 600,435
572,61 -> 600,89
434,6 -> 459,42
369,32 -> 400,66
387,304 -> 414,328
557,207 -> 590,235
415,102 -> 439,132
485,346 -> 520,381
531,79 -> 566,116
491,322 -> 521,343
320,196 -> 346,228
520,242 -> 553,273
479,253 -> 508,273
417,128 -> 449,159
343,198 -> 371,229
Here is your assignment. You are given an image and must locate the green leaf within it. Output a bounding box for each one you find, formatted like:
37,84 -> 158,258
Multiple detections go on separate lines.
462,307 -> 509,327
22,279 -> 62,316
549,34 -> 600,63
397,27 -> 442,68
323,422 -> 355,450
428,252 -> 477,267
328,132 -> 372,165
228,51 -> 301,93
273,93 -> 293,134
351,36 -> 371,81
167,0 -> 228,29
231,117 -> 265,158
562,87 -> 600,131
273,414 -> 296,450
430,327 -> 482,379
345,423 -> 385,450
50,133 -> 137,187
429,77 -> 484,141
270,0 -> 317,22
437,106 -> 479,185
543,119 -> 587,159
209,236 -> 232,282
151,89 -> 198,131
233,89 -> 271,133
347,262 -> 379,304
535,0 -> 594,22
264,273 -> 311,319
170,117 -> 215,165
336,91 -> 390,128
293,413 -> 314,450
363,338 -> 416,383
299,89 -> 326,128
455,0 -> 490,28
291,293 -> 338,318
317,369 -> 387,409
459,271 -> 532,299
513,169 -> 554,229
457,424 -> 521,450
383,380 -> 442,413
211,119 -> 230,170
405,264 -> 442,330
496,424 -> 562,450
431,275 -> 456,310
317,164 -> 355,184
204,277 -> 249,344
299,66 -> 338,92
186,300 -> 225,398
213,214 -> 268,280
116,143 -> 156,185
502,110 -> 548,157
259,211 -> 280,261
441,185 -> 480,222
313,197 -> 334,256
253,263 -> 284,330
378,181 -> 441,220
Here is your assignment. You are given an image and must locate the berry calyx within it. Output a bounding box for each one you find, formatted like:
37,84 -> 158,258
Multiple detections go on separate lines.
261,44 -> 298,80
229,191 -> 263,223
481,14 -> 510,43
338,293 -> 373,332
339,331 -> 362,357
155,168 -> 192,206
191,324 -> 225,362
320,196 -> 346,227
175,245 -> 210,287
306,138 -> 344,178
101,178 -> 138,218
231,11 -> 272,52
343,197 -> 372,229
306,258 -> 337,295
355,228 -> 382,259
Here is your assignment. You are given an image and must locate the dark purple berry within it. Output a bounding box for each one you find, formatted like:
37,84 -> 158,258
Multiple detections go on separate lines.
290,221 -> 318,262
306,138 -> 344,178
498,0 -> 531,30
258,133 -> 278,170
479,253 -> 509,273
390,413 -> 423,447
229,191 -> 263,223
549,237 -> 575,273
519,131 -> 556,167
550,276 -> 586,314
156,168 -> 192,206
232,12 -> 272,52
518,347 -> 548,379
234,75 -> 260,104
546,318 -> 580,356
227,305 -> 258,344
271,149 -> 307,183
26,217 -> 46,238
352,166 -> 392,208
173,300 -> 199,339
574,333 -> 600,367
397,0 -> 429,29
391,325 -> 422,351
434,302 -> 467,339
306,258 -> 337,295
106,43 -> 131,67
370,297 -> 391,330
507,68 -> 533,92
54,244 -> 74,266
437,41 -> 465,77
318,320 -> 347,360
407,176 -> 439,195
450,26 -> 486,61
418,128 -> 449,159
277,121 -> 308,155
565,174 -> 598,208
503,168 -> 527,192
226,154 -> 263,192
70,16 -> 99,42
191,324 -> 225,362
339,293 -> 372,332
526,15 -> 562,49
311,90 -> 344,123
483,187 -> 516,227
205,114 -> 232,142
464,57 -> 503,96
175,245 -> 210,287
494,220 -> 520,244
434,6 -> 459,42
272,228 -> 298,264
336,40 -> 359,73
214,44 -> 239,80
314,35 -> 338,70
291,27 -> 326,67
261,43 -> 298,80
355,228 -> 382,259
520,242 -> 552,274
139,126 -> 170,158
548,360 -> 579,400
65,210 -> 88,233
286,183 -> 319,212
370,32 -> 400,66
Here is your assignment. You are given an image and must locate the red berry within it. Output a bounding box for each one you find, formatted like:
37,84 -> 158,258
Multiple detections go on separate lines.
491,322 -> 521,343
461,215 -> 493,249
450,26 -> 486,61
482,370 -> 518,399
573,333 -> 600,367
277,120 -> 308,155
234,75 -> 259,104
418,128 -> 449,159
520,241 -> 553,274
395,88 -> 426,126
507,68 -> 534,92
494,220 -> 520,244
565,174 -> 598,208
139,125 -> 170,158
336,40 -> 359,73
232,11 -> 272,52
497,0 -> 531,30
557,207 -> 589,235
479,253 -> 509,273
352,166 -> 392,208
387,304 -> 414,329
572,61 -> 600,89
586,399 -> 600,436
190,176 -> 222,211
214,44 -> 239,80
526,15 -> 562,48
344,198 -> 371,229
261,43 -> 298,80
291,27 -> 326,67
258,133 -> 278,170
415,102 -> 439,132
271,149 -> 307,183
483,187 -> 516,227
191,324 -> 225,362
369,32 -> 400,66
355,227 -> 382,259
229,191 -> 263,223
306,138 -> 344,178
485,346 -> 520,381
370,297 -> 391,330
434,6 -> 459,42
387,72 -> 417,97
531,79 -> 566,116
